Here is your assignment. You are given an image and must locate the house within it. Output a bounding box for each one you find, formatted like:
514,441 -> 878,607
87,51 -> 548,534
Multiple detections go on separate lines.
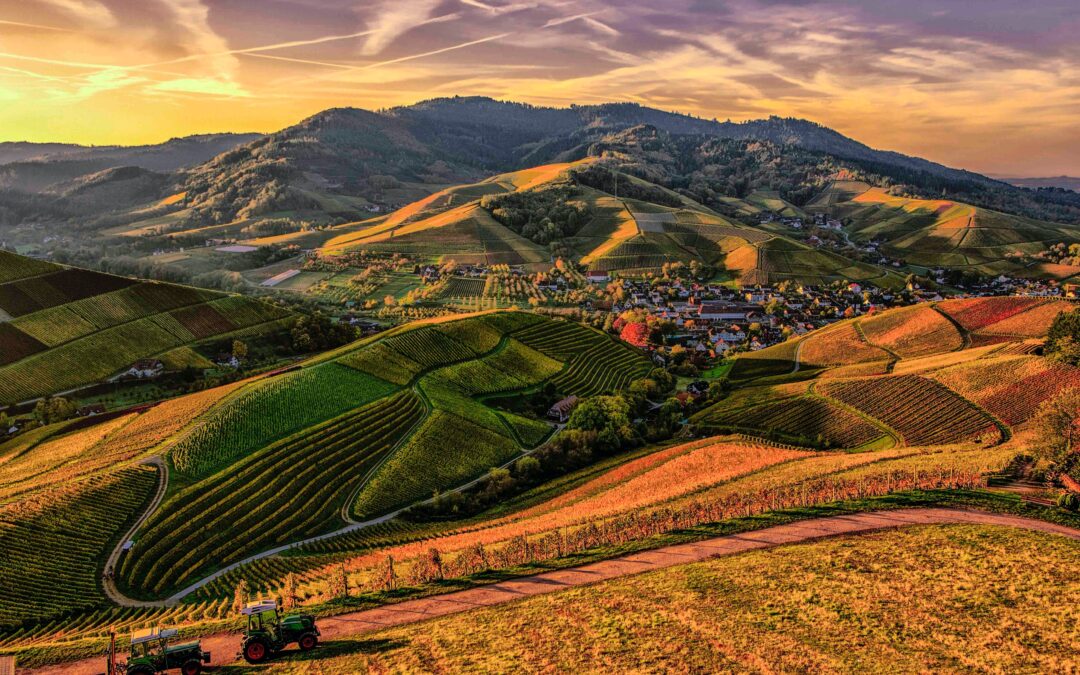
586,271 -> 610,283
686,380 -> 709,398
547,395 -> 580,423
122,359 -> 164,380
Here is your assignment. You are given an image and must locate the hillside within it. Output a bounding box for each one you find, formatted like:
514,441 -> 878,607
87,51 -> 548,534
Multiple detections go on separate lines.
244,524 -> 1080,673
807,181 -> 1080,277
0,134 -> 262,193
0,250 -> 292,404
704,297 -> 1078,446
2,299 -> 1079,669
311,158 -> 907,288
0,310 -> 653,618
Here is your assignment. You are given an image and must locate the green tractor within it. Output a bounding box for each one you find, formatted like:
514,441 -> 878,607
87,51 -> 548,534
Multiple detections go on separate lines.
239,599 -> 320,664
106,627 -> 210,675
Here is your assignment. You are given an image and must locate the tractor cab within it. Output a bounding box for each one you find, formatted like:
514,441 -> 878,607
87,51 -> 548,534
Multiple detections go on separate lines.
110,627 -> 210,675
239,599 -> 319,664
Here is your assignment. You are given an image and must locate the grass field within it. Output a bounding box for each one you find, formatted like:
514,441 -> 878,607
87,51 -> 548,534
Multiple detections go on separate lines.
241,524 -> 1080,673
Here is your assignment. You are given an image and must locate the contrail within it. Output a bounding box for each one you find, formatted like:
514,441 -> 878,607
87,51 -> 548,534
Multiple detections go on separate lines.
0,19 -> 73,32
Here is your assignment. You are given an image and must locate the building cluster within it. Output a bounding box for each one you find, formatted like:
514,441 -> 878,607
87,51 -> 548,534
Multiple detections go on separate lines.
592,279 -> 936,359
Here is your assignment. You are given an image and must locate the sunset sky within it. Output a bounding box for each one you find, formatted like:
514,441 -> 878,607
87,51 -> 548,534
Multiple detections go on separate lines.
0,0 -> 1077,176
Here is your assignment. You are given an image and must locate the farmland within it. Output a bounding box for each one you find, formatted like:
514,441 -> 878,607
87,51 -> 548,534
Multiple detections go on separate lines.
266,525 -> 1080,674
3,298 -> 1079,668
119,390 -> 425,597
103,312 -> 650,600
695,395 -> 887,448
0,464 -> 159,628
0,251 -> 292,404
819,375 -> 1002,446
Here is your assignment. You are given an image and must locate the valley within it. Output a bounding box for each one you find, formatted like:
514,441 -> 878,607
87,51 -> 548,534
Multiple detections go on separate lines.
1,97 -> 1079,674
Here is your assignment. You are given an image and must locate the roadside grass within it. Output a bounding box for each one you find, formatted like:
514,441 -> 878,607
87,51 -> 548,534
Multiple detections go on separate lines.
217,520 -> 1080,673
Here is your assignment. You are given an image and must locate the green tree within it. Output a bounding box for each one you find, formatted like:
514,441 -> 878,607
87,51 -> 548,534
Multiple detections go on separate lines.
33,396 -> 77,426
231,339 -> 249,361
1031,387 -> 1080,477
1046,310 -> 1080,366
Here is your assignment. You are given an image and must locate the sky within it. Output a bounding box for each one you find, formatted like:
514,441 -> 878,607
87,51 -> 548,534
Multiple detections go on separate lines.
0,0 -> 1077,176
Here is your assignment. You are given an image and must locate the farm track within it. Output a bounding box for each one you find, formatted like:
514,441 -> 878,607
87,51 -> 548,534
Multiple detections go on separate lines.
102,456 -> 167,608
35,507 -> 1080,675
930,302 -> 972,349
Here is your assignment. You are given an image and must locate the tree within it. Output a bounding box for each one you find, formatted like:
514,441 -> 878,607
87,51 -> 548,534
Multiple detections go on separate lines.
33,396 -> 77,426
1031,387 -> 1080,477
231,339 -> 248,362
1046,309 -> 1080,366
281,573 -> 299,609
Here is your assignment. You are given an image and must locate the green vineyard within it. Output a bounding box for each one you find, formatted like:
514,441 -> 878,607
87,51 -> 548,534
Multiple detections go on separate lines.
0,251 -> 293,404
696,395 -> 885,448
0,465 -> 159,628
170,364 -> 397,478
120,391 -> 425,597
109,312 -> 649,600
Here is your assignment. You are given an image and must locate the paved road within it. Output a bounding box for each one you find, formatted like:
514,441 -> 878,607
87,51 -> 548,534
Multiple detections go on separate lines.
28,507 -> 1080,674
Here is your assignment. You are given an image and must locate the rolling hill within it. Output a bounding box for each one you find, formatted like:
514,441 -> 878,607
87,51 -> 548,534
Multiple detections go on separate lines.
0,309 -> 652,622
0,250 -> 292,404
704,297 -> 1078,447
1,298 -> 1077,670
312,159 -> 908,287
808,180 -> 1080,277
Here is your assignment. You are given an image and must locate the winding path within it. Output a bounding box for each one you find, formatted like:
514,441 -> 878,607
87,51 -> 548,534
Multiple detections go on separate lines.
102,456 -> 167,608
34,507 -> 1080,675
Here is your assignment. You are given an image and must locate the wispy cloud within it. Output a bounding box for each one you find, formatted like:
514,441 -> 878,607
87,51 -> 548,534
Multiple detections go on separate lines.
34,0 -> 114,28
360,1 -> 451,56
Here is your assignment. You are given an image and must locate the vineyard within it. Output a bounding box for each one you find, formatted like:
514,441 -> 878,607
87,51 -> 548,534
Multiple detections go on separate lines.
104,312 -> 644,599
728,338 -> 800,380
858,304 -> 963,358
929,355 -> 1080,425
0,465 -> 158,628
695,396 -> 886,448
819,375 -> 1002,446
169,364 -> 397,478
289,437 -> 1004,601
935,297 -> 1046,332
0,251 -> 293,404
120,391 -> 424,597
513,318 -> 652,395
799,322 -> 891,367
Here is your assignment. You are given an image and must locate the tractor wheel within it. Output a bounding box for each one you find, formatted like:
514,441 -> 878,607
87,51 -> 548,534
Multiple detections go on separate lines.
298,632 -> 319,651
243,638 -> 271,664
181,660 -> 203,675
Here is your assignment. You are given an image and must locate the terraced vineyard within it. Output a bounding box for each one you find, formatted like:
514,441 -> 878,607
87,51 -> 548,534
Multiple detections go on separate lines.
170,364 -> 397,478
0,251 -> 292,403
513,319 -> 652,395
929,355 -> 1080,426
695,396 -> 885,448
0,465 -> 159,628
103,312 -> 648,600
858,304 -> 963,358
819,375 -> 1002,446
119,391 -> 424,597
